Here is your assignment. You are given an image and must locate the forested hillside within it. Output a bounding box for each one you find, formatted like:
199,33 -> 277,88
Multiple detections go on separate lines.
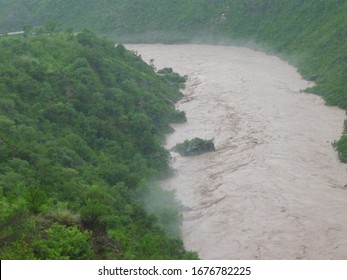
1,1 -> 346,158
0,0 -> 346,259
0,31 -> 196,259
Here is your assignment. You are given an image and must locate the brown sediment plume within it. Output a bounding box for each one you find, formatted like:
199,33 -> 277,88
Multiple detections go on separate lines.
128,44 -> 347,259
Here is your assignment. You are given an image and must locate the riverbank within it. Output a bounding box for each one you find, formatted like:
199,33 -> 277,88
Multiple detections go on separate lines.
128,44 -> 347,259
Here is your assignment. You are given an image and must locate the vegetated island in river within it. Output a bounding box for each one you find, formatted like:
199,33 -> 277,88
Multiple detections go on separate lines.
173,138 -> 215,156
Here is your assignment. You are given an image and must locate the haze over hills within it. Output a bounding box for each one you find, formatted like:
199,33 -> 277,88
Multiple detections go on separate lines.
0,30 -> 195,259
1,1 -> 346,154
0,0 -> 346,259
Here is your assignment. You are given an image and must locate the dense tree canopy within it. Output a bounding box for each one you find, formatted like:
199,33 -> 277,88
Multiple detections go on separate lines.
0,0 -> 346,259
0,31 -> 194,259
1,0 -> 346,159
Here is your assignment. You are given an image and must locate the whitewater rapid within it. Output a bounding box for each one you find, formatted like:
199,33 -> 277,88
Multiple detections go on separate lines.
128,44 -> 347,259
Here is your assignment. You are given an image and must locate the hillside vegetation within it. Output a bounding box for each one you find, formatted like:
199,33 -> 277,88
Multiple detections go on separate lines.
1,0 -> 346,158
0,30 -> 196,259
0,0 -> 346,259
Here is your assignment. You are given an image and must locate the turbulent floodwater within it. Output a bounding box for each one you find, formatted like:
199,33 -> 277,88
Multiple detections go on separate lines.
128,44 -> 347,259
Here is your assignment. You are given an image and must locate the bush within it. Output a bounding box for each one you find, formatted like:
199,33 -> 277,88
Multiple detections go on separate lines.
157,67 -> 187,88
173,137 -> 215,156
34,224 -> 92,260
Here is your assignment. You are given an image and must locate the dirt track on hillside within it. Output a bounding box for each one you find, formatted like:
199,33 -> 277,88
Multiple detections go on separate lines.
128,44 -> 347,259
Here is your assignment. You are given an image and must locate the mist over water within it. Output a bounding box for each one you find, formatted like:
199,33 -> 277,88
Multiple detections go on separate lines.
128,44 -> 347,259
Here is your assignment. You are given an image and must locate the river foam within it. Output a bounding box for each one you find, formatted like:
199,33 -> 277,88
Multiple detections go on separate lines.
128,44 -> 347,259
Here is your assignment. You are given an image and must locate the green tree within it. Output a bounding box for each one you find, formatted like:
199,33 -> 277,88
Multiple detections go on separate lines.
34,224 -> 92,260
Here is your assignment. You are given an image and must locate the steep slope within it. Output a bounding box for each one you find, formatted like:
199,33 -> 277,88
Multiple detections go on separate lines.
0,31 -> 195,259
0,1 -> 346,259
1,1 -> 346,118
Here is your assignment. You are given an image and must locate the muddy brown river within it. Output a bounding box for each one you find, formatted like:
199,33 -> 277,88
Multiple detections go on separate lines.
128,44 -> 347,259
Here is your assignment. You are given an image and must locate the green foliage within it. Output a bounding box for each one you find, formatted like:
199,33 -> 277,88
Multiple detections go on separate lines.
142,185 -> 182,237
0,241 -> 36,260
158,67 -> 187,89
1,0 -> 345,159
173,138 -> 215,156
0,197 -> 32,244
333,134 -> 347,163
34,224 -> 92,260
1,0 -> 345,258
0,32 -> 195,259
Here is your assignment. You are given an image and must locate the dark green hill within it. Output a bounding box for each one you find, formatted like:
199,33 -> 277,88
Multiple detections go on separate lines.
1,1 -> 346,101
1,1 -> 346,155
0,1 -> 346,259
0,31 -> 195,259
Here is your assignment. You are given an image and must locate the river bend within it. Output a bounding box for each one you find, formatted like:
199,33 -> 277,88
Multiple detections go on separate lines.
128,44 -> 347,259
